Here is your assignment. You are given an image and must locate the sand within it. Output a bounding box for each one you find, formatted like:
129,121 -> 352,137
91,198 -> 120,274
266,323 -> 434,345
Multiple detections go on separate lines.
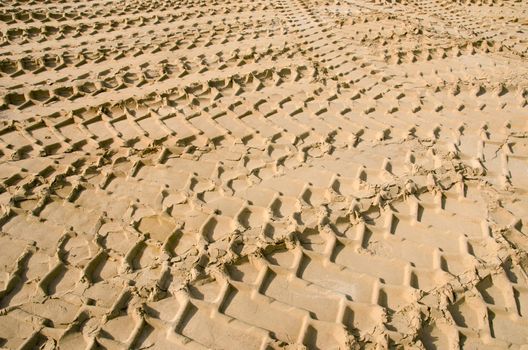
0,0 -> 527,349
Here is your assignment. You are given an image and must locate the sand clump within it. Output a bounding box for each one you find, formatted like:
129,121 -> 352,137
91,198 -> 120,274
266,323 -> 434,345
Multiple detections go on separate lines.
0,0 -> 527,349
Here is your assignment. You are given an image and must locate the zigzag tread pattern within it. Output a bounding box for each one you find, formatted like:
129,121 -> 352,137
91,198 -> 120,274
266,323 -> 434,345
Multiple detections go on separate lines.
0,0 -> 527,349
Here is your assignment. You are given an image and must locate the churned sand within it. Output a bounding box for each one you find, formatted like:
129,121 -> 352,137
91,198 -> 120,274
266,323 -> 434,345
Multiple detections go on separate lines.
0,0 -> 527,349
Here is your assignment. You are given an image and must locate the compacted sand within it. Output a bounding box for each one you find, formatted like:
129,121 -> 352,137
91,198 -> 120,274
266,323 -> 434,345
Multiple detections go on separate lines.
0,0 -> 527,349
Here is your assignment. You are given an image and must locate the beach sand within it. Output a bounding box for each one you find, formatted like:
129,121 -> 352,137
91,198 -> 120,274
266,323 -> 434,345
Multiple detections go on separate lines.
0,0 -> 527,348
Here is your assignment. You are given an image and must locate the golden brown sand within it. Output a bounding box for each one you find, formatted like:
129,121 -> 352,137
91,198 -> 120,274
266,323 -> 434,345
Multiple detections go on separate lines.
0,0 -> 527,349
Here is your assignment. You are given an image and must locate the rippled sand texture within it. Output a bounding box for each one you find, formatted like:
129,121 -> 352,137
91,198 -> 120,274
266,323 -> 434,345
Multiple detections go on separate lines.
0,0 -> 527,349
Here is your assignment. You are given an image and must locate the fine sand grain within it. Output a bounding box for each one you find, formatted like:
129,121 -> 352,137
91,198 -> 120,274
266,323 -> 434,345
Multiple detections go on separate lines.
0,0 -> 527,349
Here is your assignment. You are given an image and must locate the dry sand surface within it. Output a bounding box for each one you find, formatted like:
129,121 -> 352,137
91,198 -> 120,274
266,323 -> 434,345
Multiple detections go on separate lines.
0,0 -> 528,349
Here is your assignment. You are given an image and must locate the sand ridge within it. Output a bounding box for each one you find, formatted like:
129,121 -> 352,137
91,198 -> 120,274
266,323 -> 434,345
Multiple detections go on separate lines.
0,0 -> 527,349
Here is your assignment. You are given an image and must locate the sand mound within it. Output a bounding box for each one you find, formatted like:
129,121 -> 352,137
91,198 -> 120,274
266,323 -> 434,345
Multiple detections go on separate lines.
0,0 -> 527,349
